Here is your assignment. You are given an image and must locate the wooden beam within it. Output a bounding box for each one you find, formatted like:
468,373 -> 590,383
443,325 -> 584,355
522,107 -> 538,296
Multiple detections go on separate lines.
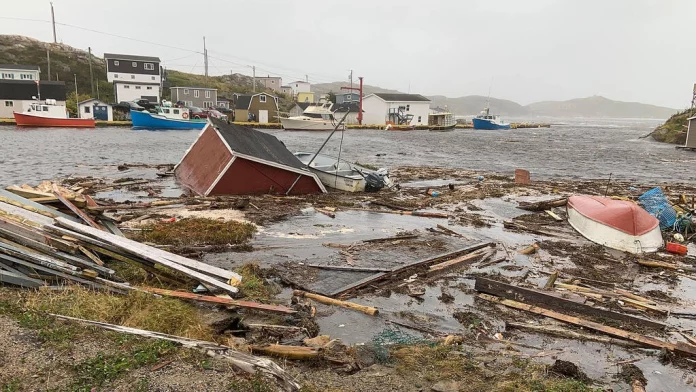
295,290 -> 378,316
142,287 -> 296,314
0,269 -> 44,287
478,293 -> 696,358
55,218 -> 241,283
428,248 -> 492,276
506,322 -> 640,347
475,277 -> 664,330
362,234 -> 419,243
305,264 -> 391,273
52,184 -> 103,230
0,189 -> 79,222
545,210 -> 563,221
250,344 -> 320,360
517,198 -> 567,211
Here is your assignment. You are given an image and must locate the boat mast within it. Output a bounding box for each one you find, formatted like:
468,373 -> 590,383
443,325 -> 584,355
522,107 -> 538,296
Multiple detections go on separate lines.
485,78 -> 492,116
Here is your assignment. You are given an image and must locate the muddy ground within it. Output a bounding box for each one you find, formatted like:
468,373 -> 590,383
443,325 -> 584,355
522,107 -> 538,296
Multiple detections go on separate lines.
2,164 -> 696,391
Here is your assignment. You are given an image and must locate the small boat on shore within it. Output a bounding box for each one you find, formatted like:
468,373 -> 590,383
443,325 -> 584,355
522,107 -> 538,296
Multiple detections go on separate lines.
567,195 -> 663,254
428,112 -> 456,131
14,99 -> 95,128
280,102 -> 336,131
294,152 -> 392,192
472,107 -> 510,130
130,108 -> 206,130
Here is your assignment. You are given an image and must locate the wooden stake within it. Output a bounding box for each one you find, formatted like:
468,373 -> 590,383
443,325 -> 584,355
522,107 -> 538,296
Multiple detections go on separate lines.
543,270 -> 559,290
294,290 -> 378,316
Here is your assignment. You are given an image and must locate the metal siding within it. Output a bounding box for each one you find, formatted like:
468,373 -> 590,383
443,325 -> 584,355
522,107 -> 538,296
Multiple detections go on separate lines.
174,127 -> 233,196
687,118 -> 696,148
210,157 -> 322,195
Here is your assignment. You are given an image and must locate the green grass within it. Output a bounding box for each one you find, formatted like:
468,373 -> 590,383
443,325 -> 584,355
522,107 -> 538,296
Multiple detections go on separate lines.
135,217 -> 256,247
1,379 -> 21,392
228,373 -> 277,392
235,263 -> 279,301
652,107 -> 696,144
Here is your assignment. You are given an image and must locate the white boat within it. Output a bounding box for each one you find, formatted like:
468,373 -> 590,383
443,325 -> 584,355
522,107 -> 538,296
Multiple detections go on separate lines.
567,195 -> 663,254
280,102 -> 337,131
294,152 -> 392,192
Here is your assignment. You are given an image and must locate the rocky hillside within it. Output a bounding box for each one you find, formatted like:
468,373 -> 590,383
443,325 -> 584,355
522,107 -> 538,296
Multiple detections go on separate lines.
428,95 -> 528,116
311,81 -> 401,96
650,108 -> 694,144
526,96 -> 676,119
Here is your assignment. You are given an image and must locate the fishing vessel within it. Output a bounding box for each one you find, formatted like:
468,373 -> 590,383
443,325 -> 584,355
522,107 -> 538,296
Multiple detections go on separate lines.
428,112 -> 456,131
130,107 -> 207,130
294,152 -> 392,192
567,195 -> 663,254
13,99 -> 95,128
472,107 -> 510,130
280,102 -> 336,131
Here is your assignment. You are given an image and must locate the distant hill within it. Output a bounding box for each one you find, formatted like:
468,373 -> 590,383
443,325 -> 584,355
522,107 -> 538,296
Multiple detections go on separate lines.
311,82 -> 402,96
427,95 -> 528,116
526,96 -> 676,119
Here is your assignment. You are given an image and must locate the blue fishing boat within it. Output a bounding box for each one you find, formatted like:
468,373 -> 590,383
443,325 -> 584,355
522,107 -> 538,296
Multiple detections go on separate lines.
472,107 -> 510,130
130,109 -> 207,130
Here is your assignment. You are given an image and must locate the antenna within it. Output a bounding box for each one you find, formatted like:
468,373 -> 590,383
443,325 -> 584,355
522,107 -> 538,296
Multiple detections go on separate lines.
50,2 -> 57,43
203,36 -> 208,77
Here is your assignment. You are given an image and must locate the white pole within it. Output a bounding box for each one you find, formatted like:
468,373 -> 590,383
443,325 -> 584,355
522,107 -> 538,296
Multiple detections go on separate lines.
74,74 -> 79,118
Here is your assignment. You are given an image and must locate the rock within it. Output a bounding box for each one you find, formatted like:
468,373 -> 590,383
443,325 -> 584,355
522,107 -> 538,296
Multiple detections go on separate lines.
354,342 -> 378,368
549,360 -> 588,381
303,335 -> 331,348
431,380 -> 461,392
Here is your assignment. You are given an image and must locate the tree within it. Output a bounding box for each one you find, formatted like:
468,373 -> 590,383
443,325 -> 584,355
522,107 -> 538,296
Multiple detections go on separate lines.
327,91 -> 337,104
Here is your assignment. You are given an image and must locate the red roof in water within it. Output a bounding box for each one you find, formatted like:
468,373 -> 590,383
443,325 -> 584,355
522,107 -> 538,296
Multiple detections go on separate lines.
567,195 -> 659,236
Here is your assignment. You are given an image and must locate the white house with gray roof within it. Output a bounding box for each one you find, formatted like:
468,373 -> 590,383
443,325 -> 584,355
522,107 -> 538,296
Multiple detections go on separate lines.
104,53 -> 161,103
361,93 -> 431,126
0,64 -> 40,81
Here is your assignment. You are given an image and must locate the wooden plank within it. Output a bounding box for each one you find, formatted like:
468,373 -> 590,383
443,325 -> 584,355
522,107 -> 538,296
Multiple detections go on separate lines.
436,224 -> 466,237
330,242 -> 495,297
362,234 -> 419,243
428,248 -> 491,275
637,259 -> 695,272
545,210 -> 563,221
100,219 -> 125,237
295,290 -> 378,316
6,185 -> 86,207
475,277 -> 665,330
478,293 -> 696,358
55,217 -> 241,282
54,218 -> 240,294
505,322 -> 640,347
0,189 -> 80,222
78,246 -> 105,266
142,287 -> 296,314
49,314 -> 302,392
250,344 -> 320,360
0,269 -> 44,287
52,184 -> 103,230
305,264 -> 392,273
0,201 -> 55,226
517,198 -> 567,211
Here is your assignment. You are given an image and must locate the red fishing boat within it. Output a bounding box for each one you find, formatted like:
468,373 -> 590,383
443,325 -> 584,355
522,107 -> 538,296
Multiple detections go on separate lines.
13,99 -> 95,128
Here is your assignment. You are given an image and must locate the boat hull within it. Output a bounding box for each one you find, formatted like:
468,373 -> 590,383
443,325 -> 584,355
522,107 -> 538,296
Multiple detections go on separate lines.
309,168 -> 365,192
567,200 -> 663,254
131,110 -> 207,130
472,118 -> 510,130
429,124 -> 456,132
13,112 -> 95,128
280,118 -> 335,131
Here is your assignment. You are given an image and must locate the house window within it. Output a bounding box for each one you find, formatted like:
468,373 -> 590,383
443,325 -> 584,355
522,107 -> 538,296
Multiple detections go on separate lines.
144,63 -> 154,70
4,101 -> 13,107
132,62 -> 137,67
183,89 -> 189,95
1,73 -> 14,79
259,95 -> 267,103
135,86 -> 141,89
114,60 -> 119,66
146,86 -> 152,90
194,90 -> 199,98
20,74 -> 32,80
84,106 -> 91,114
205,90 -> 211,99
271,80 -> 275,84
114,74 -> 118,78
124,85 -> 130,89
186,101 -> 193,106
151,76 -> 155,80
131,75 -> 135,79
406,105 -> 410,111
417,116 -> 421,122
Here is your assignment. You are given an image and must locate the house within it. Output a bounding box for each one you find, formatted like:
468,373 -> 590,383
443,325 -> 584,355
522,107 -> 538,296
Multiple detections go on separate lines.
289,102 -> 313,117
217,97 -> 231,109
296,91 -> 315,103
170,87 -> 217,108
290,81 -> 311,96
685,116 -> 696,149
174,118 -> 325,196
336,92 -> 360,104
0,64 -> 40,81
0,80 -> 66,118
256,76 -> 282,91
77,98 -> 113,121
104,53 -> 161,103
280,85 -> 293,97
332,102 -> 363,125
361,93 -> 431,126
235,92 -> 279,123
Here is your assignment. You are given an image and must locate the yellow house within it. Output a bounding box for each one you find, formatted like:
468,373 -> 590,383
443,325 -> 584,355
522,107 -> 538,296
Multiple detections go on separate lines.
296,92 -> 315,103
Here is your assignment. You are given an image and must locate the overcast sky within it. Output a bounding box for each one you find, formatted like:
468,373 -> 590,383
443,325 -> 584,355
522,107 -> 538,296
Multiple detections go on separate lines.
0,0 -> 691,108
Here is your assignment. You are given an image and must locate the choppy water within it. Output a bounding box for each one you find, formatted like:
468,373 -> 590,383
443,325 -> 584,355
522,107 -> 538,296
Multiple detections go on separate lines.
1,117 -> 693,186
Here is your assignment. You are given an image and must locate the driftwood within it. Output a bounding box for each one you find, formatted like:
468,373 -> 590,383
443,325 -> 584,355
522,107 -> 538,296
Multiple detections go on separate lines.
305,264 -> 391,273
315,208 -> 336,218
435,224 -> 466,238
428,248 -> 492,276
636,259 -> 696,272
250,344 -> 320,360
479,294 -> 696,357
142,287 -> 296,314
519,243 -> 540,255
50,314 -> 301,391
370,200 -> 413,211
341,207 -> 449,219
543,271 -> 559,290
505,221 -> 558,237
477,256 -> 507,269
517,198 -> 567,212
545,210 -> 563,221
505,322 -> 639,347
362,234 -> 418,243
294,290 -> 378,316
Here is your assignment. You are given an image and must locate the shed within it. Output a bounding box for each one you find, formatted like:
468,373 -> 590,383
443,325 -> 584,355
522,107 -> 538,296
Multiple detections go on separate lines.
234,93 -> 279,123
686,116 -> 696,149
175,118 -> 326,196
77,98 -> 113,121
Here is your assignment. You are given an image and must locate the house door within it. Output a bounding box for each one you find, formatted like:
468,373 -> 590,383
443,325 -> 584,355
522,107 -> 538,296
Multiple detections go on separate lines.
258,110 -> 268,123
93,105 -> 109,121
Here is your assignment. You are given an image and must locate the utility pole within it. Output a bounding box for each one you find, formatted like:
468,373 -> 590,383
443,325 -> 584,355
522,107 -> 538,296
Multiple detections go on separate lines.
252,65 -> 256,92
74,74 -> 79,118
46,48 -> 51,81
305,74 -> 308,83
349,70 -> 353,100
50,2 -> 57,43
203,36 -> 208,77
88,47 -> 95,97
340,76 -> 364,125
